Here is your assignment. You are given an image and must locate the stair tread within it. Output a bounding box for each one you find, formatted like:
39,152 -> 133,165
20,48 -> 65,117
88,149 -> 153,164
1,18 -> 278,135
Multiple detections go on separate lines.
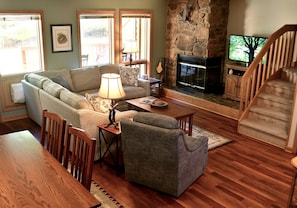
240,119 -> 287,139
250,106 -> 291,121
267,79 -> 295,89
258,93 -> 293,105
239,78 -> 293,146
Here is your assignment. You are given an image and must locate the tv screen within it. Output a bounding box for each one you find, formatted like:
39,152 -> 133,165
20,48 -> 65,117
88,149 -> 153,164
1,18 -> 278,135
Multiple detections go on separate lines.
228,34 -> 267,65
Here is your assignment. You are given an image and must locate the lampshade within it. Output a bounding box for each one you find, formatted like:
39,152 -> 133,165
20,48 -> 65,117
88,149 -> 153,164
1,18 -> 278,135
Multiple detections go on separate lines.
98,73 -> 126,99
123,40 -> 138,53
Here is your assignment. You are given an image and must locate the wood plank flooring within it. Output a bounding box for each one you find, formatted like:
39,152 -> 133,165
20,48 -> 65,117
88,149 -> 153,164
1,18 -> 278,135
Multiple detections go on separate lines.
0,98 -> 295,208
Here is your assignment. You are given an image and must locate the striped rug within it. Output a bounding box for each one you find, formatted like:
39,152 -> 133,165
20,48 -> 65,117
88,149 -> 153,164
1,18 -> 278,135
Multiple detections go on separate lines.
90,181 -> 124,208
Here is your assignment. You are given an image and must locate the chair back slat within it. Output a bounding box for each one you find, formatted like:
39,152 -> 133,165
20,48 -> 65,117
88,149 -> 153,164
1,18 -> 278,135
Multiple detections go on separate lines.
63,124 -> 96,191
40,109 -> 66,163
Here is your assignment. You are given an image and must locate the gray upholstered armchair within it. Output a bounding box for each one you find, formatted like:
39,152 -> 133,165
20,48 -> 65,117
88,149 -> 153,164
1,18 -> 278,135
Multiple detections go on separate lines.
120,112 -> 208,197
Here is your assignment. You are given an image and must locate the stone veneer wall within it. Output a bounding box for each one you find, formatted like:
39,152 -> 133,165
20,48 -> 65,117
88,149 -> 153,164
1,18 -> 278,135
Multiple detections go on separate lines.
165,0 -> 229,87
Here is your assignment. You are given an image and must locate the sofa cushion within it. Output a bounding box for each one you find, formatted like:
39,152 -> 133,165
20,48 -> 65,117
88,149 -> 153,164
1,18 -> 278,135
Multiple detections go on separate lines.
60,90 -> 93,110
85,93 -> 111,113
120,67 -> 139,86
122,86 -> 146,100
99,64 -> 120,75
75,88 -> 98,96
42,80 -> 65,98
49,74 -> 71,90
70,66 -> 101,92
57,69 -> 74,90
133,112 -> 179,129
25,73 -> 49,88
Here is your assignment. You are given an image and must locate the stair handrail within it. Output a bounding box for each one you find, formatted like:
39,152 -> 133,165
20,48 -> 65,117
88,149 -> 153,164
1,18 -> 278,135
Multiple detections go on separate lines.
239,24 -> 297,116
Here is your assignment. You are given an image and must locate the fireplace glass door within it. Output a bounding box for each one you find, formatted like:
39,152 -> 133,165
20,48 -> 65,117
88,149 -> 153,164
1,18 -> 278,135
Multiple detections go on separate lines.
178,62 -> 206,90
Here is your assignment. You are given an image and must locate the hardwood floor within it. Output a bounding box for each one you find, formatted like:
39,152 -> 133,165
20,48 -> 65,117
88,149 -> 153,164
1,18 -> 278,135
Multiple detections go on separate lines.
0,98 -> 295,208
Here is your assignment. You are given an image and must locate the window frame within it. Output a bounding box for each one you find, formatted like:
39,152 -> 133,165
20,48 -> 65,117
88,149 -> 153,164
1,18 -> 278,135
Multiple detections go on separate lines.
119,10 -> 153,77
77,10 -> 116,67
0,10 -> 46,76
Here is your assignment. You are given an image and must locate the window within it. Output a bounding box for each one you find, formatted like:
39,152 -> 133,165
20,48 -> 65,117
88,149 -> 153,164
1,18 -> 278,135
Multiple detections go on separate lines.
0,11 -> 45,76
120,10 -> 152,76
77,11 -> 115,67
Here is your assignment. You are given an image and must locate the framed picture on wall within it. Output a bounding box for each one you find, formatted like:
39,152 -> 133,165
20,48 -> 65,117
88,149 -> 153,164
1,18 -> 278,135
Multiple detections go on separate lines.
51,24 -> 73,52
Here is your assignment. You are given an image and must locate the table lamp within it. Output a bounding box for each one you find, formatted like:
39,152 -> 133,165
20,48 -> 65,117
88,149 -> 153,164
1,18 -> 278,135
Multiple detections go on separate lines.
98,73 -> 126,129
123,40 -> 138,66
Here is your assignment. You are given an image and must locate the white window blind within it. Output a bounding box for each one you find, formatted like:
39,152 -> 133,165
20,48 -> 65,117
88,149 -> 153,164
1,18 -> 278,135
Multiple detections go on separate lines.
0,12 -> 44,76
78,11 -> 115,66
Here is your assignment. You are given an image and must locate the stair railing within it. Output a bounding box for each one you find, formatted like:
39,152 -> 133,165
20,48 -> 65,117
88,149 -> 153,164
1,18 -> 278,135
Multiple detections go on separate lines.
239,24 -> 297,116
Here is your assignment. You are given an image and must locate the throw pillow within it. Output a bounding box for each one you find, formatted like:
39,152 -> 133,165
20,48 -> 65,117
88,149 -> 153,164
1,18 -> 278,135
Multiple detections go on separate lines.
119,67 -> 139,86
49,74 -> 71,90
85,93 -> 111,114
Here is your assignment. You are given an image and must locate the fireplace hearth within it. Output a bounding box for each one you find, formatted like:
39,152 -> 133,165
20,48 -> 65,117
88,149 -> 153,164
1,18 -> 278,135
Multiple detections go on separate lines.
176,54 -> 222,94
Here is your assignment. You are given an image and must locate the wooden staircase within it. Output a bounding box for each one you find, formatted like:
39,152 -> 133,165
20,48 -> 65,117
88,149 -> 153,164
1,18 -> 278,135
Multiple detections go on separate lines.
238,72 -> 295,148
237,24 -> 297,152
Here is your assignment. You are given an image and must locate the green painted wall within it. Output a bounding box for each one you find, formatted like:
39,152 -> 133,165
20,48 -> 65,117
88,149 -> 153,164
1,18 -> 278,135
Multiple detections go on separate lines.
0,0 -> 167,73
0,0 -> 166,120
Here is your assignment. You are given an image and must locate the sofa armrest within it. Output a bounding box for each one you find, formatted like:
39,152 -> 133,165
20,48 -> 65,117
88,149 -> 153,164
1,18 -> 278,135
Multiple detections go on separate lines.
115,110 -> 138,121
137,78 -> 151,96
184,135 -> 208,152
78,109 -> 137,140
21,79 -> 43,125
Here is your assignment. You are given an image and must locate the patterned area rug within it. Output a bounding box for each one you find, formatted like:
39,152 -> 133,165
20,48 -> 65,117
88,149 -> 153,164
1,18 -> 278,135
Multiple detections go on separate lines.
90,181 -> 124,208
192,125 -> 233,150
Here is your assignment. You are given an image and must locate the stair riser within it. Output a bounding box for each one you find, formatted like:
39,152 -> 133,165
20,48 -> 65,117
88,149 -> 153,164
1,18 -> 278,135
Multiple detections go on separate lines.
256,97 -> 292,113
238,125 -> 286,148
282,71 -> 297,84
264,85 -> 294,98
248,111 -> 289,130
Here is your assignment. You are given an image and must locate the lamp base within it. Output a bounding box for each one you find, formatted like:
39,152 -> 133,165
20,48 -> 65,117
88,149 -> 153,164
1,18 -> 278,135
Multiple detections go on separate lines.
105,104 -> 119,129
129,53 -> 133,66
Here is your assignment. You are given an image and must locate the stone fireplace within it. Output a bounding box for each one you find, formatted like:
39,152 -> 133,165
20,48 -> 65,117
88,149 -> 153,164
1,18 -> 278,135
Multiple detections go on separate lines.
165,0 -> 229,89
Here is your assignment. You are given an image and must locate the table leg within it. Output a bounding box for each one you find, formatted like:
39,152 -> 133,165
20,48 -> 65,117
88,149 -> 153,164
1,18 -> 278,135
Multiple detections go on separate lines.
188,115 -> 193,136
98,127 -> 122,175
99,129 -> 102,165
178,115 -> 193,136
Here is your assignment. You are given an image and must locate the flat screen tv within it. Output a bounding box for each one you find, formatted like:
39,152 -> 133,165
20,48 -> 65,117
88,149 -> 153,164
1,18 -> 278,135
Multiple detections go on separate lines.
228,34 -> 267,65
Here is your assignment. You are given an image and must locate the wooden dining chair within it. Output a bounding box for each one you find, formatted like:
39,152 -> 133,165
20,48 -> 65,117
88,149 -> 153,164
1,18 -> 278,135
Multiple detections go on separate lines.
40,109 -> 66,163
63,124 -> 96,191
288,156 -> 297,207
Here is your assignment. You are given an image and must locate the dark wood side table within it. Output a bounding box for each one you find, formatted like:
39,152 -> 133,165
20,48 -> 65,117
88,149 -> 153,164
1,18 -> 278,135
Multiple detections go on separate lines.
149,77 -> 161,97
98,124 -> 122,175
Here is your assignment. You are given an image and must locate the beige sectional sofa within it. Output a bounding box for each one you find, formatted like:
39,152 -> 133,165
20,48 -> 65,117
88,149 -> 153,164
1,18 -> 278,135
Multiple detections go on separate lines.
21,64 -> 150,160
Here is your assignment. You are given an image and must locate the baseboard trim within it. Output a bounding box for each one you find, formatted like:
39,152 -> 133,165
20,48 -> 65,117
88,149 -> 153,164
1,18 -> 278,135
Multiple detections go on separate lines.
1,114 -> 28,123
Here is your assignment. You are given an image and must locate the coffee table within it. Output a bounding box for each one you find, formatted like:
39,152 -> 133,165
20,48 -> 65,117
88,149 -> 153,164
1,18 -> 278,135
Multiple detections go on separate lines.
126,96 -> 195,136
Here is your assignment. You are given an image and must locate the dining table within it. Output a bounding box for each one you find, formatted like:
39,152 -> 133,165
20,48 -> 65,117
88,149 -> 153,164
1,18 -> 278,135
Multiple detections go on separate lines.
0,130 -> 100,208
